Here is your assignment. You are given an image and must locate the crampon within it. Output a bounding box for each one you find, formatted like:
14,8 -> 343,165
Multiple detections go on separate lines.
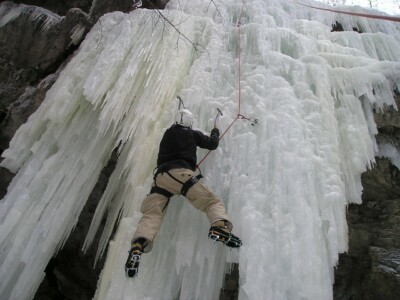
208,226 -> 242,248
125,247 -> 142,278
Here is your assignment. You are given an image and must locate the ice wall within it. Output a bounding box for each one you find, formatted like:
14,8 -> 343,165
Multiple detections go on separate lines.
0,0 -> 399,299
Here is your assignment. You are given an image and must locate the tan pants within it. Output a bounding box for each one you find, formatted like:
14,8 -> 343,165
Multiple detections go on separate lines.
132,168 -> 231,252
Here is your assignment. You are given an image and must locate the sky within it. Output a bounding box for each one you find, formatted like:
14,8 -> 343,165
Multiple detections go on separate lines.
316,0 -> 400,15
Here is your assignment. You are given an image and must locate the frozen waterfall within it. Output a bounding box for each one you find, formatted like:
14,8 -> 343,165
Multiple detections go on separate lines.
1,0 -> 400,299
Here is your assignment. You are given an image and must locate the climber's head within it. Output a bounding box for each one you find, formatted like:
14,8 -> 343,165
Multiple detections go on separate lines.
175,109 -> 194,127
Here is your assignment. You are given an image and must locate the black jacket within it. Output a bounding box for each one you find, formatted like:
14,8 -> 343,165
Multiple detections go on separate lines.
157,125 -> 220,171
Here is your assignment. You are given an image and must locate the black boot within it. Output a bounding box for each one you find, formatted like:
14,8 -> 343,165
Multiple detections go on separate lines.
208,220 -> 242,248
125,238 -> 146,278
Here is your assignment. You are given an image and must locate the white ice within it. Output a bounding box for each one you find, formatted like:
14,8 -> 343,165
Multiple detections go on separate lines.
378,143 -> 400,169
1,0 -> 399,300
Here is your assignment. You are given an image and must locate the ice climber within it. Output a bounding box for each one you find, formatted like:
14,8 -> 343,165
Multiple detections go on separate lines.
125,108 -> 242,278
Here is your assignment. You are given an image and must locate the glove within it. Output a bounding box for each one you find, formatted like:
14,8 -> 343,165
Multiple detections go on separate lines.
211,128 -> 220,138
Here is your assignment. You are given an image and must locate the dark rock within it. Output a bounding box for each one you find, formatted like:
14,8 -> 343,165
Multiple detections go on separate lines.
0,2 -> 89,71
141,0 -> 169,9
334,92 -> 400,300
0,72 -> 59,153
33,150 -> 119,300
220,263 -> 239,300
89,0 -> 135,22
334,185 -> 400,300
361,158 -> 400,202
367,247 -> 400,299
0,1 -> 89,128
88,0 -> 171,25
8,0 -> 92,15
0,165 -> 14,199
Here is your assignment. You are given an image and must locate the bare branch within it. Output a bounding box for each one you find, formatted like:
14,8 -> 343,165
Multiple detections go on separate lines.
210,0 -> 224,23
145,2 -> 208,54
154,9 -> 202,50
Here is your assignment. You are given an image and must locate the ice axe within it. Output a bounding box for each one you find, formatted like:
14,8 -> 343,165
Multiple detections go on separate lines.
177,96 -> 186,110
132,0 -> 142,9
214,108 -> 223,128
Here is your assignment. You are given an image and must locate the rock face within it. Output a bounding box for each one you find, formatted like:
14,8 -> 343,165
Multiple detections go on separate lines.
0,0 -> 165,155
0,1 -> 399,299
334,95 -> 400,300
0,1 -> 89,157
0,1 -> 168,299
10,0 -> 93,15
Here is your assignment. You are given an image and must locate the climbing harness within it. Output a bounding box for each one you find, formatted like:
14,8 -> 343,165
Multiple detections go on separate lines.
162,170 -> 203,197
180,174 -> 203,196
148,170 -> 174,212
149,166 -> 203,204
149,185 -> 173,199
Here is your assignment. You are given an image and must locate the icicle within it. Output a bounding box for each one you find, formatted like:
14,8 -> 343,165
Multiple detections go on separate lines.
1,1 -> 400,300
0,2 -> 62,32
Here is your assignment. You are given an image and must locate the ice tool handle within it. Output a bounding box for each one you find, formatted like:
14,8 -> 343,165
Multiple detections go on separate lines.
214,108 -> 223,128
132,0 -> 142,9
177,95 -> 186,110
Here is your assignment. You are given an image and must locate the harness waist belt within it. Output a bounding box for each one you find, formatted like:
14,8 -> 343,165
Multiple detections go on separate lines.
152,172 -> 203,198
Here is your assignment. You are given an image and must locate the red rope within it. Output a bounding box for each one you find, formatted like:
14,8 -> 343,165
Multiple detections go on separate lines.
237,2 -> 244,115
198,1 -> 398,168
297,2 -> 400,22
197,1 -> 248,168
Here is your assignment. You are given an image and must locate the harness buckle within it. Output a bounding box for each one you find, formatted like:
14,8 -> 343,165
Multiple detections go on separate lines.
181,174 -> 203,196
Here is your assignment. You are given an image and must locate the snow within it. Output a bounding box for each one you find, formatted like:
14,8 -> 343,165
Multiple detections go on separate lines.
1,0 -> 400,299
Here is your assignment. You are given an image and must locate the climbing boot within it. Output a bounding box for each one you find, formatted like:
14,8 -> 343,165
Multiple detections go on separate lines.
125,239 -> 146,278
208,220 -> 242,248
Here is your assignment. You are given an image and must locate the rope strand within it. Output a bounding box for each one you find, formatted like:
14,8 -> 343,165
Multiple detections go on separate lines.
296,2 -> 400,22
197,0 -> 248,168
